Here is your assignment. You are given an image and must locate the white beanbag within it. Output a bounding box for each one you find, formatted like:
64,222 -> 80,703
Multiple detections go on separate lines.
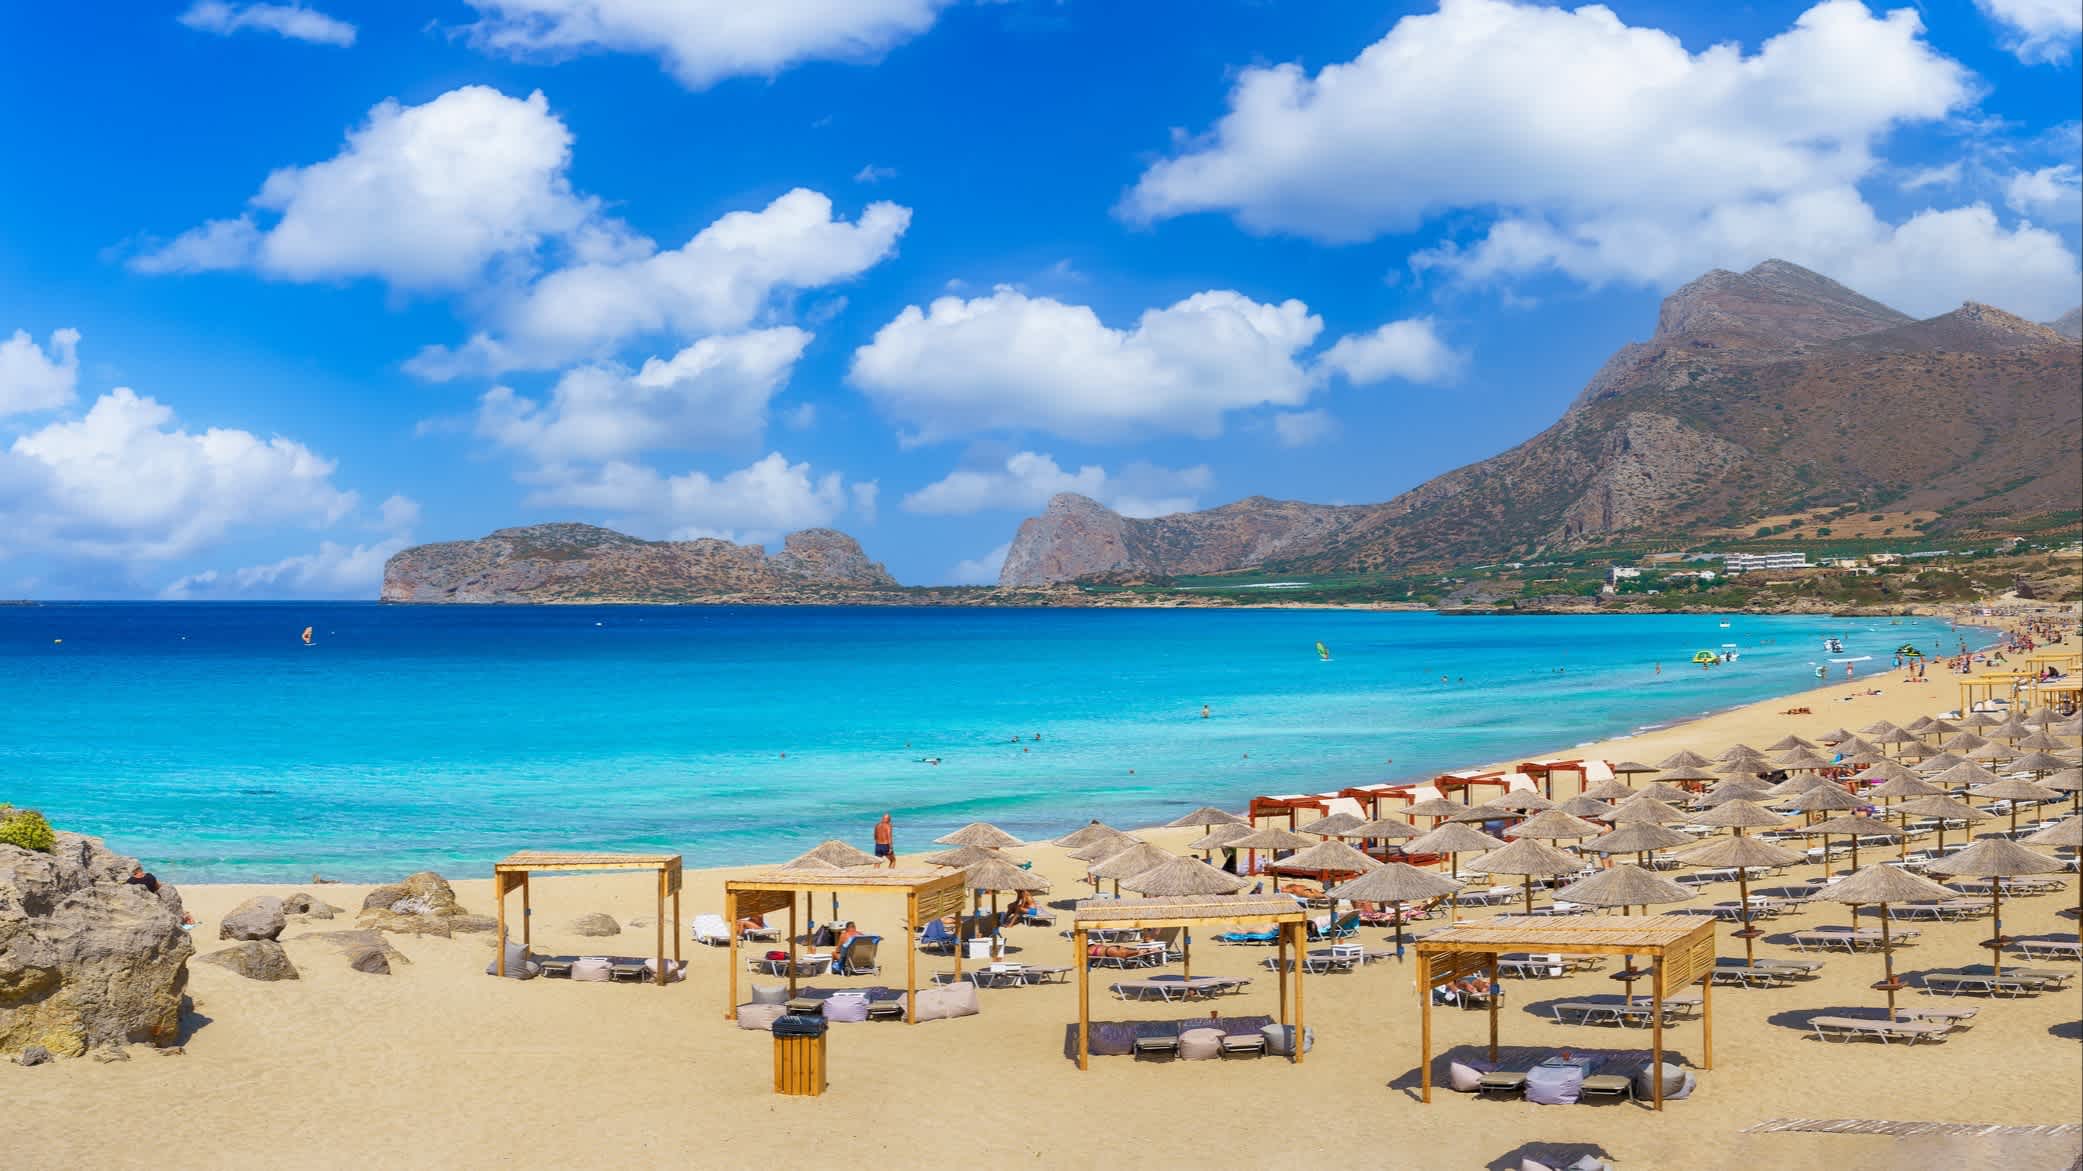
736,1004 -> 786,1031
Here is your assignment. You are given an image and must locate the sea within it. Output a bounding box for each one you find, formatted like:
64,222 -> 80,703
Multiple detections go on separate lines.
0,604 -> 1983,882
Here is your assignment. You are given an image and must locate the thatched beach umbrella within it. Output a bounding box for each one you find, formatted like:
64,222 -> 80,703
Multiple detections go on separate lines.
1811,863 -> 1955,1020
1941,731 -> 1991,753
1610,761 -> 1659,784
1229,826 -> 1319,884
1068,829 -> 1140,863
1553,863 -> 1693,998
1780,783 -> 1862,817
1164,806 -> 1250,831
924,844 -> 999,869
1055,821 -> 1129,850
1298,811 -> 1368,838
1815,727 -> 1855,745
1187,822 -> 1254,855
1955,712 -> 2001,731
1509,808 -> 1607,840
1836,736 -> 1885,759
1894,794 -> 1991,856
1677,832 -> 1801,965
1659,749 -> 1715,769
1970,776 -> 2062,833
2016,731 -> 2070,753
1926,837 -> 2065,976
1402,796 -> 1470,822
1965,741 -> 2016,766
782,841 -> 880,926
1718,743 -> 1768,763
2041,768 -> 2082,816
1347,817 -> 1422,844
1860,719 -> 1904,736
1763,735 -> 1816,753
1088,841 -> 1177,896
1118,854 -> 1246,897
1927,760 -> 2002,791
1556,795 -> 1616,820
1486,790 -> 1558,814
2012,750 -> 2074,776
1582,776 -> 1636,801
935,822 -> 1023,849
1801,813 -> 1903,878
1584,820 -> 1693,875
1402,822 -> 1508,918
1463,837 -> 1584,915
1914,751 -> 1969,774
1270,839 -> 1382,924
962,854 -> 1051,932
1776,747 -> 1835,772
1329,862 -> 1464,959
2023,818 -> 2081,916
1648,765 -> 1718,789
1694,779 -> 1775,807
1610,793 -> 1688,824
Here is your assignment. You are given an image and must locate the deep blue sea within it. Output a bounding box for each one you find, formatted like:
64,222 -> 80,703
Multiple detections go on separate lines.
0,604 -> 1979,882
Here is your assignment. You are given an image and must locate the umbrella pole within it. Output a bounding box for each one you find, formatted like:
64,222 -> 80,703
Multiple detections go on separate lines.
1990,886 -> 2005,978
1449,857 -> 1460,922
1393,901 -> 1405,961
1879,907 -> 1897,1023
1523,875 -> 1534,916
1737,868 -> 1757,967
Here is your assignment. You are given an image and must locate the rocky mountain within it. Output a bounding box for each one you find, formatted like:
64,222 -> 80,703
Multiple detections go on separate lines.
2050,307 -> 2083,340
381,524 -> 897,603
999,261 -> 2083,585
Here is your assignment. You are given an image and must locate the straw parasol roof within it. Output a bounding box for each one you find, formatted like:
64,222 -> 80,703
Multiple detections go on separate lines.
1867,773 -> 1944,800
1269,839 -> 1383,877
1054,821 -> 1128,849
1776,747 -> 1835,770
1069,830 -> 1142,862
2024,817 -> 2080,847
1914,752 -> 1969,774
1941,731 -> 1991,752
1298,812 -> 1369,837
1803,813 -> 1904,841
1955,712 -> 2001,730
1117,855 -> 1248,897
1778,785 -> 1864,814
1163,807 -> 1250,830
1764,735 -> 1816,752
1853,760 -> 1922,786
1895,795 -> 1992,823
1760,773 -> 1836,799
1965,742 -> 2016,764
1677,833 -> 1802,869
1188,823 -> 1256,851
1464,837 -> 1585,878
786,840 -> 882,868
1403,796 -> 1471,819
781,855 -> 841,870
1327,862 -> 1463,904
1229,826 -> 1320,852
924,844 -> 1000,869
1635,781 -> 1695,804
1718,743 -> 1768,761
1876,728 -> 1923,747
1905,715 -> 1936,732
1609,760 -> 1659,776
1970,777 -> 2062,803
1584,821 -> 1693,854
2011,751 -> 2073,774
1813,862 -> 1952,905
1554,863 -> 1690,907
963,855 -> 1052,893
1687,798 -> 1790,830
1402,823 -> 1507,855
1509,808 -> 1607,839
2021,708 -> 2060,727
2016,731 -> 2069,752
1929,761 -> 2004,790
1088,842 -> 1179,880
1859,720 -> 1904,736
2040,768 -> 2082,793
1835,736 -> 1884,758
1556,795 -> 1616,819
1924,836 -> 2064,879
1926,718 -> 1962,735
1659,749 -> 1715,769
1347,818 -> 1422,841
1610,794 -> 1688,823
934,822 -> 1024,849
1694,780 -> 1776,808
1648,766 -> 1718,786
1815,727 -> 1855,744
1582,776 -> 1636,801
1485,790 -> 1557,813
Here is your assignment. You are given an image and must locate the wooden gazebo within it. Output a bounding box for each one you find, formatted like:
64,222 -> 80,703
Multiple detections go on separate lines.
722,867 -> 967,1024
1414,915 -> 1717,1110
1069,895 -> 1310,1070
493,851 -> 683,986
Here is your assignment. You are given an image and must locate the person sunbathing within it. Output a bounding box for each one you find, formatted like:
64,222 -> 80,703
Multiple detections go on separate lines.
735,912 -> 767,936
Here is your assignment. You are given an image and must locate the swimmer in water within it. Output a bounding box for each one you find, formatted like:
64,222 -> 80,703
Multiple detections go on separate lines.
1201,704 -> 1210,719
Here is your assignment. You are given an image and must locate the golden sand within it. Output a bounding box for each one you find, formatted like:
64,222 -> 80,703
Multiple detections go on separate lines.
8,649 -> 2080,1169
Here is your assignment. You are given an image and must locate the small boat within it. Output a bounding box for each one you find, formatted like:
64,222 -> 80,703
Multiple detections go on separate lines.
1315,641 -> 1332,662
1823,638 -> 1844,654
1718,620 -> 1730,628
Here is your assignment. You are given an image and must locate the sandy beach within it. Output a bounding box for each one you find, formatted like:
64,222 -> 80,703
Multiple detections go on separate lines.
8,628 -> 2080,1170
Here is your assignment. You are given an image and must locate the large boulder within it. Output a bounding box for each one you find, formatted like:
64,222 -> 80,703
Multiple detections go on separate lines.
1,833 -> 192,1059
219,896 -> 287,941
359,871 -> 485,937
281,892 -> 340,920
194,940 -> 298,981
294,930 -> 410,976
569,912 -> 621,937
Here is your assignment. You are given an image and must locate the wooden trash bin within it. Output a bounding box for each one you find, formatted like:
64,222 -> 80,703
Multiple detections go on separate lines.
772,1014 -> 828,1096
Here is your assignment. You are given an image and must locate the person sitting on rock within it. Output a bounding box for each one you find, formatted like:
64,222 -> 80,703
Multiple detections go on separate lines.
127,864 -> 160,894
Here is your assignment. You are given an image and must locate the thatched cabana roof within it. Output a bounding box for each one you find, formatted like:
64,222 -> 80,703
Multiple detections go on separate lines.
1554,863 -> 1690,907
1071,894 -> 1305,926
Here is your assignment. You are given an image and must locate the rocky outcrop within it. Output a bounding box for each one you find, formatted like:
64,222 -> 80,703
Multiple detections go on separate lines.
281,892 -> 340,920
195,940 -> 298,981
358,871 -> 493,938
569,913 -> 620,937
997,260 -> 2083,581
294,929 -> 410,975
381,523 -> 897,603
219,895 -> 286,941
1,833 -> 192,1058
2046,307 -> 2081,340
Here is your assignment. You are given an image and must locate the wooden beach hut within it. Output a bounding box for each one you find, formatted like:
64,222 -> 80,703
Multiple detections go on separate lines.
1415,915 -> 1718,1111
493,851 -> 683,985
1069,894 -> 1310,1070
722,867 -> 968,1022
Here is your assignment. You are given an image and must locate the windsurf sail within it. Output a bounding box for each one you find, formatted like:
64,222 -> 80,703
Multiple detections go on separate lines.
1315,641 -> 1331,661
300,626 -> 314,646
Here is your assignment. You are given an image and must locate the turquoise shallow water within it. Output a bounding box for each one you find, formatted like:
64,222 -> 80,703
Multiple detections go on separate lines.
0,604 -> 1977,882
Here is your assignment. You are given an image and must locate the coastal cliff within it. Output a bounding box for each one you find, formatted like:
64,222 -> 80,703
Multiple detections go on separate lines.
381,524 -> 898,603
1000,261 -> 2083,585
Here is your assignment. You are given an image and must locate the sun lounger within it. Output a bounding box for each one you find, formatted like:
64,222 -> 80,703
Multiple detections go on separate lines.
1886,900 -> 1986,922
1214,928 -> 1279,944
690,914 -> 733,947
1746,957 -> 1825,976
1131,1021 -> 1181,1059
1709,964 -> 1796,988
1476,1070 -> 1528,1098
1219,1032 -> 1267,1057
1581,1073 -> 1633,1102
1898,1005 -> 1977,1028
1918,970 -> 2044,997
1500,953 -> 1568,979
1790,927 -> 1918,953
2012,938 -> 2083,962
1809,1015 -> 1952,1045
1548,1002 -> 1663,1028
1019,965 -> 1072,984
1110,976 -> 1243,1001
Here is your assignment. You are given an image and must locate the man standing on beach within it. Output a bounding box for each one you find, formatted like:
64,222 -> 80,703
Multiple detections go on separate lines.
874,813 -> 895,867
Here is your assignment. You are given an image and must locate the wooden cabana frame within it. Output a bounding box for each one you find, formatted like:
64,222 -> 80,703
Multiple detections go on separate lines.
722,868 -> 967,1024
1960,672 -> 2035,716
1521,759 -> 1587,799
1068,895 -> 1310,1070
493,851 -> 683,986
1414,915 -> 1717,1111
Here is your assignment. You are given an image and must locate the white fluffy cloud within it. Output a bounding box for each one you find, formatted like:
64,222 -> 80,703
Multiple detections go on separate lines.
1,327 -> 80,417
2005,164 -> 2083,224
133,87 -> 599,291
159,537 -> 406,599
851,288 -> 1322,442
178,2 -> 356,46
460,0 -> 952,88
903,451 -> 1213,516
1272,409 -> 1337,448
413,190 -> 907,377
1976,0 -> 2082,62
1315,317 -> 1459,385
946,542 -> 1011,586
4,388 -> 357,562
1125,0 -> 2080,321
523,451 -> 858,542
475,328 -> 810,462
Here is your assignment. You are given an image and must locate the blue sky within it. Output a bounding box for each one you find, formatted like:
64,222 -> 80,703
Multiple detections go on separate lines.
1,0 -> 2077,597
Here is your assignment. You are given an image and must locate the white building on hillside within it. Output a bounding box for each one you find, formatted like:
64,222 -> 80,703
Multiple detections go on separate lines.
1723,552 -> 1810,573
